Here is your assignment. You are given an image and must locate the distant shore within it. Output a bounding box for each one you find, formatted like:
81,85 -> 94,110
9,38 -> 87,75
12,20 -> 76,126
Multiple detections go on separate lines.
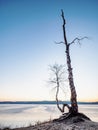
0,101 -> 98,105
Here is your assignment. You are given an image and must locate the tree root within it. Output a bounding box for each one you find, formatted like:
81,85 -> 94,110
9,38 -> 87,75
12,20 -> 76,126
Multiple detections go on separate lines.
53,112 -> 91,123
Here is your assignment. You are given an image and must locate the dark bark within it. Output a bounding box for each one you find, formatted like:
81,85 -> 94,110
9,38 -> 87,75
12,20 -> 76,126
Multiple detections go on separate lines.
61,10 -> 78,114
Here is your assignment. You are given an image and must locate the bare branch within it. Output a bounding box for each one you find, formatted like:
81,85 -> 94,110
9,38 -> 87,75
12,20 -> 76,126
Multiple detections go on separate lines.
69,36 -> 88,46
62,104 -> 71,113
48,63 -> 67,113
61,9 -> 68,46
55,41 -> 64,44
48,80 -> 57,84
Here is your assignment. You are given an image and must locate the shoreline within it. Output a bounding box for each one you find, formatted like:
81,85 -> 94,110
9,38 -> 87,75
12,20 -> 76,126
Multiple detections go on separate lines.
3,119 -> 98,130
1,114 -> 98,130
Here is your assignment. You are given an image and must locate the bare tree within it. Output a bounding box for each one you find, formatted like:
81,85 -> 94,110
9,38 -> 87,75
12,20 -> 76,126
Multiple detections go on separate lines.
57,10 -> 88,114
61,10 -> 78,114
49,64 -> 70,113
54,10 -> 88,115
48,10 -> 91,122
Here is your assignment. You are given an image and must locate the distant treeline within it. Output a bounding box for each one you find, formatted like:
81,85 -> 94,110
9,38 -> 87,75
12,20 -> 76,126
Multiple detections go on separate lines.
0,101 -> 98,104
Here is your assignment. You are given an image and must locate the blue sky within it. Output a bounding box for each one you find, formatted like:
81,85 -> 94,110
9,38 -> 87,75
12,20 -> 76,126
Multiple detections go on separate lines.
0,0 -> 98,101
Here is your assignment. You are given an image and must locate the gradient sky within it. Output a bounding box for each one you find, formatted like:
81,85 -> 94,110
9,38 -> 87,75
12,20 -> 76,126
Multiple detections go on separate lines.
0,0 -> 98,101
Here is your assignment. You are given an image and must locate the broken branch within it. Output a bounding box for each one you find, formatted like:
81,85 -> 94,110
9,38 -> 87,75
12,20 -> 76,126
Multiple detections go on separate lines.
69,37 -> 88,46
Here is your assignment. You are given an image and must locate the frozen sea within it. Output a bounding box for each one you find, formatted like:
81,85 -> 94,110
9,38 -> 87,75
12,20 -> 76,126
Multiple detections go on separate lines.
0,104 -> 98,129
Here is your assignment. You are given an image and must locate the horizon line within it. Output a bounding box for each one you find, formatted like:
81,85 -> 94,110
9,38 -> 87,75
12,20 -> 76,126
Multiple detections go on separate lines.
0,100 -> 98,104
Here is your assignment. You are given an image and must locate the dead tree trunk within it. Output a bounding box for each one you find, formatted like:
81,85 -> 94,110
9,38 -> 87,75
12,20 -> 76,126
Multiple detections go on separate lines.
61,10 -> 78,114
56,75 -> 63,113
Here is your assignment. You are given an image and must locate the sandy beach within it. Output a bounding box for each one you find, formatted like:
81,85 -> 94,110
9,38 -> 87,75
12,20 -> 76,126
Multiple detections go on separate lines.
12,120 -> 98,130
11,113 -> 98,130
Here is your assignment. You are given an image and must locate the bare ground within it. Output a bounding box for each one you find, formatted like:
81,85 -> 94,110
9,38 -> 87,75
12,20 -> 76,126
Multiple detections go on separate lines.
11,120 -> 98,130
11,113 -> 98,130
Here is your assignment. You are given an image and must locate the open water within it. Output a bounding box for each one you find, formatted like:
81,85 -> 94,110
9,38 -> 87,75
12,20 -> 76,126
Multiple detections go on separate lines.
0,104 -> 98,129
